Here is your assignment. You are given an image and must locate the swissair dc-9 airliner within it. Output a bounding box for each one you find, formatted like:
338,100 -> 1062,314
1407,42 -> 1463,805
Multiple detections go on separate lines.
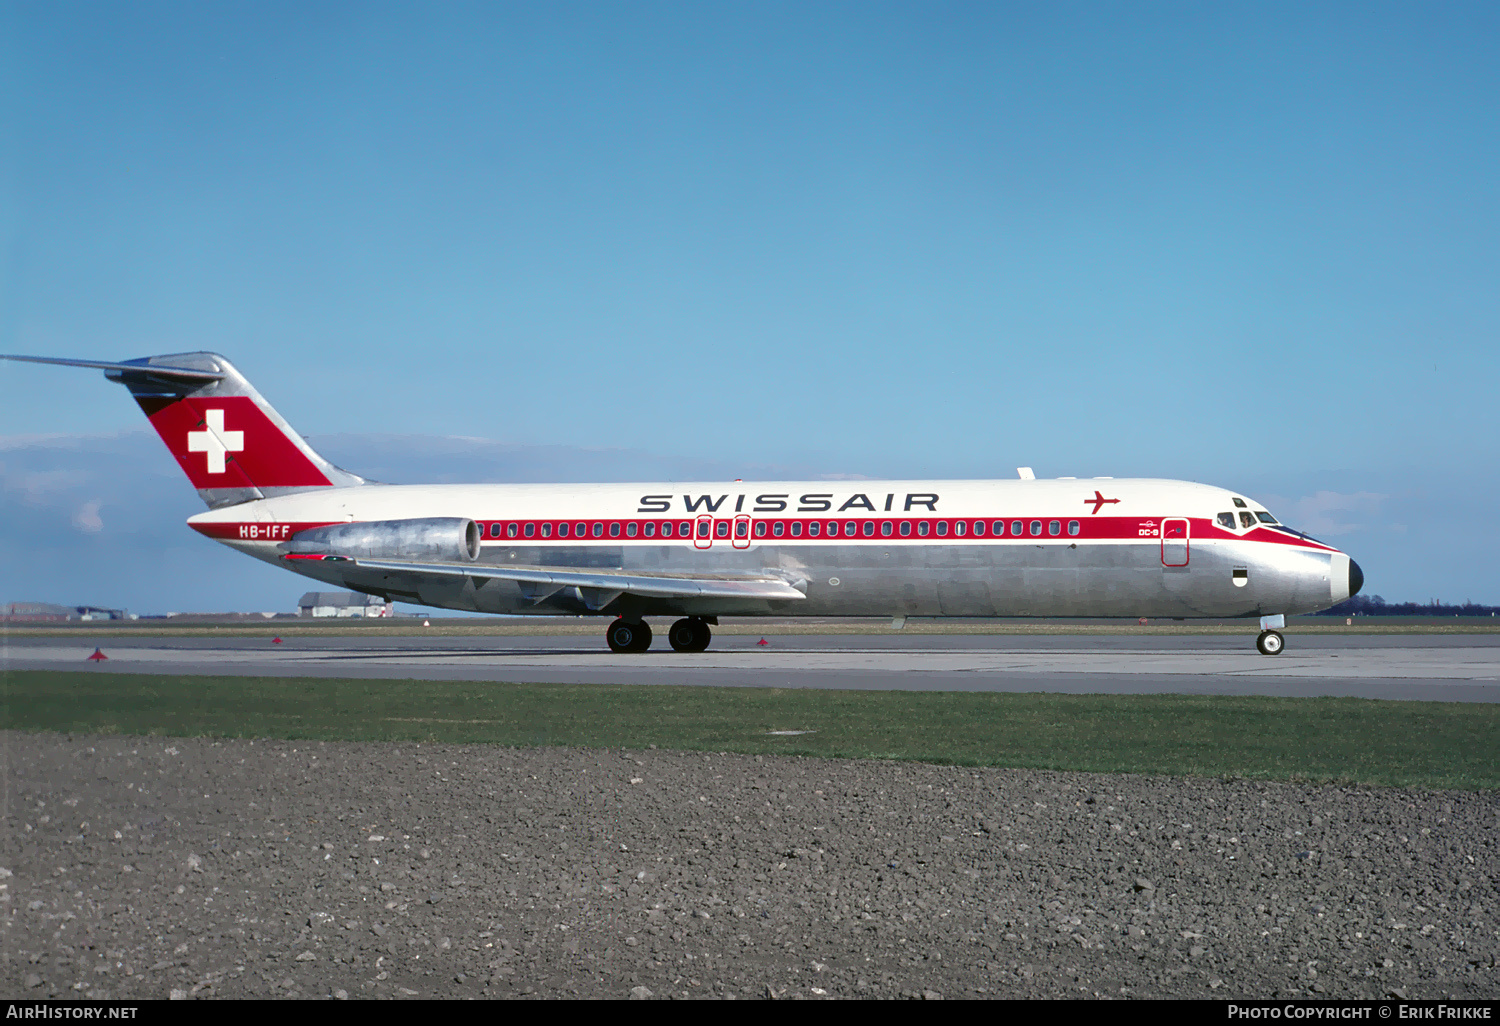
4,352 -> 1363,656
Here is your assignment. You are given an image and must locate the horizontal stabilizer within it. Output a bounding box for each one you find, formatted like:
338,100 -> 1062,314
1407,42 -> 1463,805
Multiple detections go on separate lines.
1,354 -> 225,382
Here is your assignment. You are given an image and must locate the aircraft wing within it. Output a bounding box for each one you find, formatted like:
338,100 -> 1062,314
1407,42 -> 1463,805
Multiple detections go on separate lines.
297,555 -> 807,610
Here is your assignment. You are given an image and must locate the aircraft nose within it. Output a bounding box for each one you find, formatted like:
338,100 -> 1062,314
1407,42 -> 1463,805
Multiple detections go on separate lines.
1348,559 -> 1364,599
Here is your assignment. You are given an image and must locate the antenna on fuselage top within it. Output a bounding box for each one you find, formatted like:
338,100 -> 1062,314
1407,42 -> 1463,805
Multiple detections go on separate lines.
1017,467 -> 1035,480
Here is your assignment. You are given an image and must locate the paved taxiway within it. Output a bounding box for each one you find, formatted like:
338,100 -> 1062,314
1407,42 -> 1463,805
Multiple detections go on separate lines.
6,632 -> 1499,702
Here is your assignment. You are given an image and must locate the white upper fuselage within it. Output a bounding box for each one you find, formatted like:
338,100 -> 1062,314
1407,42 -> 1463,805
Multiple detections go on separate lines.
187,476 -> 1356,621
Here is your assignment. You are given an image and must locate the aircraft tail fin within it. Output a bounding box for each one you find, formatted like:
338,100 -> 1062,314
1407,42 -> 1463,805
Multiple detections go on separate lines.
2,352 -> 366,508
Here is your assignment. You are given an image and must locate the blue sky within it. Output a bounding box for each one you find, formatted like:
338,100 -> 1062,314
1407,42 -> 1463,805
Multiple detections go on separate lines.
3,2 -> 1497,612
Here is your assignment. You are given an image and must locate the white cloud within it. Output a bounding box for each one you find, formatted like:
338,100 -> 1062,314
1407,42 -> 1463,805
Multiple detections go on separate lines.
1282,490 -> 1387,536
8,469 -> 91,503
72,500 -> 104,533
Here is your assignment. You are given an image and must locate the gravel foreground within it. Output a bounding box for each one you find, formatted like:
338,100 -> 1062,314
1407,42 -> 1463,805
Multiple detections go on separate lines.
2,730 -> 1496,1001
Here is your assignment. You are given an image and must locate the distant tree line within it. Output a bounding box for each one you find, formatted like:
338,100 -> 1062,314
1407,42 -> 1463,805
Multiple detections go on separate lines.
1315,595 -> 1500,617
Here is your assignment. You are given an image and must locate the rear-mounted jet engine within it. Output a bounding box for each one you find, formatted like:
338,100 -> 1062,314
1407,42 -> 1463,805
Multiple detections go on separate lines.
281,517 -> 482,562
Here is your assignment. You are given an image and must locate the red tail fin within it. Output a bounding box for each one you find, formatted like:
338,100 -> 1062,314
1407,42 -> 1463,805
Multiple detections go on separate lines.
2,352 -> 365,507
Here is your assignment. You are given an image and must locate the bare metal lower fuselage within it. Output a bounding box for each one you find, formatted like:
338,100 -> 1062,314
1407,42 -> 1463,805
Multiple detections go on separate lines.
230,525 -> 1346,622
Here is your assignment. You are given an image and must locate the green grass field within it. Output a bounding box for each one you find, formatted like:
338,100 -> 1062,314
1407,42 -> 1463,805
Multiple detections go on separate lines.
4,670 -> 1497,789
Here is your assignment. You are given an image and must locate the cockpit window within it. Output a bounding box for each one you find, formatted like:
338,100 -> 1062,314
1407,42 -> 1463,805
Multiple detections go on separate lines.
1232,498 -> 1248,508
1217,512 -> 1236,529
1239,511 -> 1256,529
1256,512 -> 1278,524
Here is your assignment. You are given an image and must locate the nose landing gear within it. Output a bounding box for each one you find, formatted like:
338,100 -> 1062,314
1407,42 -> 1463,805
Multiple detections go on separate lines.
1256,630 -> 1284,656
606,618 -> 653,653
1255,614 -> 1286,656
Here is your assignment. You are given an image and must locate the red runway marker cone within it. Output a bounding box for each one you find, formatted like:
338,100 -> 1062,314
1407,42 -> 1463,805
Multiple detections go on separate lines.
271,637 -> 282,644
757,637 -> 769,646
87,648 -> 108,662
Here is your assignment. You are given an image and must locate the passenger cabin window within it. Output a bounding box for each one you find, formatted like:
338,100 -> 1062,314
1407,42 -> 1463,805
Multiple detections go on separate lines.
626,522 -> 637,538
862,521 -> 874,537
1239,511 -> 1256,529
899,521 -> 911,537
524,523 -> 535,538
1048,520 -> 1061,536
808,522 -> 820,537
558,522 -> 570,538
753,521 -> 766,538
953,520 -> 965,537
1217,512 -> 1236,529
680,521 -> 691,537
697,521 -> 710,539
541,523 -> 552,538
772,522 -> 785,537
846,520 -> 858,536
1012,520 -> 1024,536
917,521 -> 930,537
643,522 -> 656,538
507,523 -> 518,539
936,521 -> 949,537
1029,520 -> 1042,536
735,520 -> 748,539
791,522 -> 803,537
658,522 -> 671,538
993,521 -> 1005,536
715,521 -> 729,538
1068,520 -> 1080,535
972,521 -> 985,536
880,521 -> 893,537
489,523 -> 501,538
576,522 -> 586,537
592,522 -> 604,538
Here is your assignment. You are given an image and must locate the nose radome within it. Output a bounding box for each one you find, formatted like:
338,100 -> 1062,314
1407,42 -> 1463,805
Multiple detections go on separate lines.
1348,559 -> 1364,599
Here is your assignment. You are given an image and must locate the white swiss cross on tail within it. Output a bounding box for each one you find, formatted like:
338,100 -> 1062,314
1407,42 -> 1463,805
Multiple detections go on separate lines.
186,409 -> 245,474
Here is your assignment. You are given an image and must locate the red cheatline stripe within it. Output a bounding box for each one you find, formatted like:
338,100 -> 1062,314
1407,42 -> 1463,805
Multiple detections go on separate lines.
195,515 -> 1335,551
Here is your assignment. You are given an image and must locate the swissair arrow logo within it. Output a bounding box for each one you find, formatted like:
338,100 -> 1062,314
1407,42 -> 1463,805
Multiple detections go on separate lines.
1085,490 -> 1120,515
186,409 -> 244,474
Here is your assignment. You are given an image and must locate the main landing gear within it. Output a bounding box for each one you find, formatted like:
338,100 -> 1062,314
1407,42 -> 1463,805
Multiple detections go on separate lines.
667,617 -> 712,653
606,618 -> 652,653
604,617 -> 713,653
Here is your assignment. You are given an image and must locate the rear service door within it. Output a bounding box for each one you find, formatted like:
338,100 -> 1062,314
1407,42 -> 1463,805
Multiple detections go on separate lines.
1161,518 -> 1189,566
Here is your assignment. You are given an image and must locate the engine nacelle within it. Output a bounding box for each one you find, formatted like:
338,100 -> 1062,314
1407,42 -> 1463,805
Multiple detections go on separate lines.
281,517 -> 481,562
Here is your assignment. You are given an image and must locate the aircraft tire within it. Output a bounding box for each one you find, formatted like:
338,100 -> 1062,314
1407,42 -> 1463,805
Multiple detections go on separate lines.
607,619 -> 650,653
1256,630 -> 1285,656
691,620 -> 711,652
630,620 -> 653,652
668,618 -> 711,653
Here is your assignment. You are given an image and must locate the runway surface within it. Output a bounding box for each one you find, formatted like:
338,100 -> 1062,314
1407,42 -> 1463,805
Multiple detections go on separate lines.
6,632 -> 1499,702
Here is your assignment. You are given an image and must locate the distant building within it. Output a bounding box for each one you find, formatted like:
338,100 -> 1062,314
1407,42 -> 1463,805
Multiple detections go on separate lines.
2,602 -> 132,622
298,592 -> 393,618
